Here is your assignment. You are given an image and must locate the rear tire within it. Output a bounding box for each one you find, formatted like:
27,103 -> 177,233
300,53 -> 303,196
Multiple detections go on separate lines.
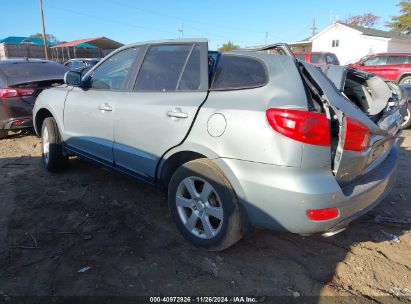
401,102 -> 411,129
0,130 -> 8,139
41,117 -> 68,172
399,76 -> 411,85
168,158 -> 243,251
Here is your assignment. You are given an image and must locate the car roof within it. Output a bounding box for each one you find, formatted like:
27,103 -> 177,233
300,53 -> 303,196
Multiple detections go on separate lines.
294,52 -> 333,55
368,52 -> 411,57
0,59 -> 67,86
119,38 -> 208,50
0,58 -> 58,65
67,58 -> 100,62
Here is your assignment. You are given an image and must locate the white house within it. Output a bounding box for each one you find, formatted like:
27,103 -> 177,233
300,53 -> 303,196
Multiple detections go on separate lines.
289,22 -> 411,65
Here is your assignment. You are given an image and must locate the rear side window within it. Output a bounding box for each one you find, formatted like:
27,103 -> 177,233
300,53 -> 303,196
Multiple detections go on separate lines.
386,56 -> 407,65
310,54 -> 325,64
211,55 -> 267,90
326,54 -> 339,65
135,44 -> 200,91
295,54 -> 306,62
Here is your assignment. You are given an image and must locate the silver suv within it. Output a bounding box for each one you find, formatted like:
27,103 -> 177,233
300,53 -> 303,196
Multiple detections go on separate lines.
33,39 -> 404,251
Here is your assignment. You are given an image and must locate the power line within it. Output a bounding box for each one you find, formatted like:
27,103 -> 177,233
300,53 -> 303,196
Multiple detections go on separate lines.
111,0 -> 269,37
44,3 -> 176,36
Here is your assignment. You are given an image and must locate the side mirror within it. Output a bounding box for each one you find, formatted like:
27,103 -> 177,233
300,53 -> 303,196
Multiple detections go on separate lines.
64,71 -> 82,86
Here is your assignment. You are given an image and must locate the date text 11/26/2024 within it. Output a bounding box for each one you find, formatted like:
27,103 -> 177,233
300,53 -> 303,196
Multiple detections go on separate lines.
149,297 -> 258,303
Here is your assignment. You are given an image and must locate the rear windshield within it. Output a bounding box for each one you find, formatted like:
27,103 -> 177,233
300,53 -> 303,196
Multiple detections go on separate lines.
0,62 -> 67,81
295,54 -> 306,62
211,55 -> 268,90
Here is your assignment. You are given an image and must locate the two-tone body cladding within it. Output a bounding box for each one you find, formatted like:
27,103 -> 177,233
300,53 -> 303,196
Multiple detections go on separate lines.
34,40 -> 402,250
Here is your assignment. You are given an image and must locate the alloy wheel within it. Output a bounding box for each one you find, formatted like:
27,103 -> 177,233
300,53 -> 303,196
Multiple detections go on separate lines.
42,126 -> 50,164
176,176 -> 224,239
402,107 -> 411,128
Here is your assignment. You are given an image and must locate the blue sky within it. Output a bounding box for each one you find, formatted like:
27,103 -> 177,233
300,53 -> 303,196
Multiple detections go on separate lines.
0,0 -> 402,50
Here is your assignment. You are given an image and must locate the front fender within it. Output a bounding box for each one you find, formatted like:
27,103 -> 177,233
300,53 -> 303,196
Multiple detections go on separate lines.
33,86 -> 71,136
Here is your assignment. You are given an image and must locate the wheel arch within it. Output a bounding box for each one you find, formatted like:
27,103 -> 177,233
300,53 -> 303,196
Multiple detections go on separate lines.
156,143 -> 251,235
34,108 -> 53,136
397,72 -> 411,84
158,150 -> 206,190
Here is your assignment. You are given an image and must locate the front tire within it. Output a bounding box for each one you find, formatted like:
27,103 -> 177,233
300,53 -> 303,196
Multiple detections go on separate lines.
168,158 -> 243,251
41,117 -> 68,172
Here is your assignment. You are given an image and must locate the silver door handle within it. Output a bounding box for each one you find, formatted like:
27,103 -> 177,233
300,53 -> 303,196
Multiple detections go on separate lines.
167,111 -> 188,119
98,103 -> 112,112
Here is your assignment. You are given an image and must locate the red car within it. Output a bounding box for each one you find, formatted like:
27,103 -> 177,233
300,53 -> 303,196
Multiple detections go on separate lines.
348,53 -> 411,84
294,52 -> 340,66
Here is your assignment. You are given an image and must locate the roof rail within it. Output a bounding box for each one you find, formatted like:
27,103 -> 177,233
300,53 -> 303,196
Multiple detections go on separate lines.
236,43 -> 294,57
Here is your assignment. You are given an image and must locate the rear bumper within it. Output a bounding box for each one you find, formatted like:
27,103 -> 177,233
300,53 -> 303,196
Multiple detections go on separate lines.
1,117 -> 33,130
214,144 -> 398,234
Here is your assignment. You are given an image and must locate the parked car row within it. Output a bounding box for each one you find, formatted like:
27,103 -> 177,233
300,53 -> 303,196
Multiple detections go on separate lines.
294,51 -> 411,85
31,40 -> 406,250
64,58 -> 100,74
0,59 -> 67,139
0,57 -> 102,139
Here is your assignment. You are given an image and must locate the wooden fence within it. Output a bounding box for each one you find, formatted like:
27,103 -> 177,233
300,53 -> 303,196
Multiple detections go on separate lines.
0,43 -> 115,62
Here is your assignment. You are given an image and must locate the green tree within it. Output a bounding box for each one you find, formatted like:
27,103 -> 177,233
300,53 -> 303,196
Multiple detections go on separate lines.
217,41 -> 239,52
30,33 -> 60,45
385,1 -> 411,34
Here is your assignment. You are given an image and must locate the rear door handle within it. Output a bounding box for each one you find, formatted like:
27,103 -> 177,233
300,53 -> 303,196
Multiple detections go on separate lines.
98,103 -> 112,112
167,109 -> 188,119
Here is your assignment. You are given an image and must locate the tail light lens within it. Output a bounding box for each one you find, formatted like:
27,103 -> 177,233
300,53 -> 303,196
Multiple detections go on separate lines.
307,208 -> 339,221
0,88 -> 35,99
266,108 -> 331,146
343,117 -> 370,152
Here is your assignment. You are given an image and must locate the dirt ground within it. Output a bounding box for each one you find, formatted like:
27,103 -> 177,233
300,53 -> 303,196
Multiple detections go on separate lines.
0,130 -> 410,301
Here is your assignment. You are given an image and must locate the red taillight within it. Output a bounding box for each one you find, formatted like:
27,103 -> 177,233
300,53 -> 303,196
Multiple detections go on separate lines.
306,208 -> 339,221
13,120 -> 26,125
343,117 -> 370,152
0,88 -> 35,99
266,108 -> 331,146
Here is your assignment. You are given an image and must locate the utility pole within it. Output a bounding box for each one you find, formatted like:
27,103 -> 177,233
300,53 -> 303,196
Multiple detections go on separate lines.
264,32 -> 269,45
39,0 -> 49,59
310,18 -> 317,37
178,23 -> 184,39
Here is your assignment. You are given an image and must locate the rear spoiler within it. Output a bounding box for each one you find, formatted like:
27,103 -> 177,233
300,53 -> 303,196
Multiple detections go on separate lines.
235,43 -> 295,57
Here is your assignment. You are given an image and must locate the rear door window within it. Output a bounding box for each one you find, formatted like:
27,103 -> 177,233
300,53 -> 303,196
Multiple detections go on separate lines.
386,56 -> 407,65
211,55 -> 268,90
135,44 -> 201,92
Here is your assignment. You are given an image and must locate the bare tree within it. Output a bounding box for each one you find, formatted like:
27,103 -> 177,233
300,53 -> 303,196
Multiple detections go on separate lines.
345,13 -> 380,28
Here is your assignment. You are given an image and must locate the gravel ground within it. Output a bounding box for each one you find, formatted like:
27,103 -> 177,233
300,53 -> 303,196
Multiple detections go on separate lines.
0,130 -> 410,301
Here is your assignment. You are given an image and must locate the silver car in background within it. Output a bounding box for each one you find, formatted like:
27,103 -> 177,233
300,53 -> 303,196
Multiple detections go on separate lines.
33,39 -> 405,250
